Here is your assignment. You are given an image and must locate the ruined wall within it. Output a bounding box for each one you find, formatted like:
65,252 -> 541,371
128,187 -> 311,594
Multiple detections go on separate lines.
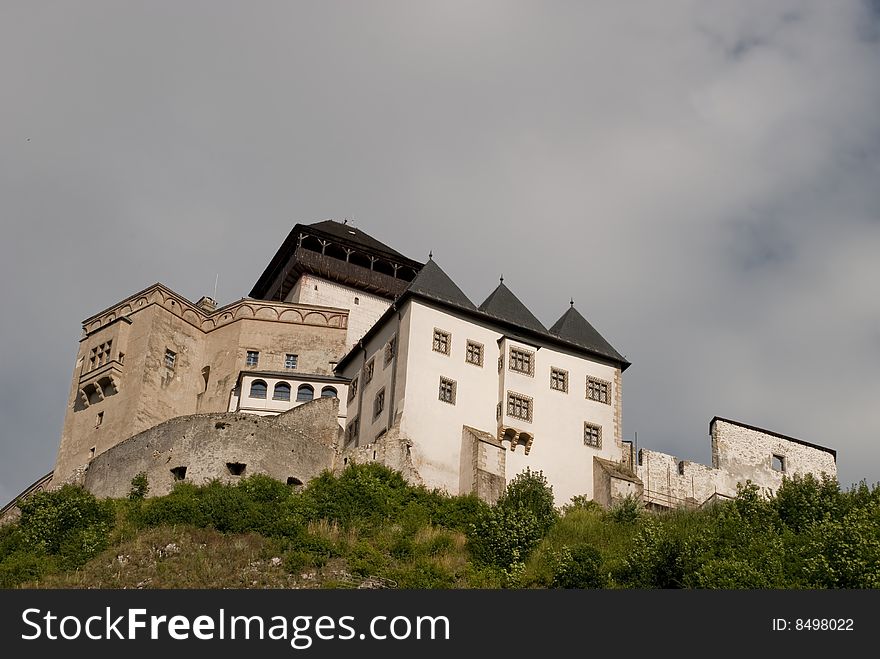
83,397 -> 343,499
459,426 -> 506,505
711,418 -> 837,495
341,421 -> 421,485
635,418 -> 838,509
637,449 -> 719,508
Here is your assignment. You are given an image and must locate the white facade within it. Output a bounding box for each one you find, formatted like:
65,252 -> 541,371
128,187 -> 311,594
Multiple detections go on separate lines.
340,298 -> 625,506
287,273 -> 392,348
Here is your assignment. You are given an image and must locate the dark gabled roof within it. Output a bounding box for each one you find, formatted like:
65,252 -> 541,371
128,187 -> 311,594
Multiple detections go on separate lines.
407,259 -> 477,310
307,220 -> 410,262
549,305 -> 626,364
478,282 -> 546,333
710,417 -> 837,459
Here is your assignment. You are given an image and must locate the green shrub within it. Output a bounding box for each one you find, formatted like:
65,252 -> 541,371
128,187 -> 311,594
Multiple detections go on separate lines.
551,545 -> 606,589
128,473 -> 149,501
17,485 -> 114,568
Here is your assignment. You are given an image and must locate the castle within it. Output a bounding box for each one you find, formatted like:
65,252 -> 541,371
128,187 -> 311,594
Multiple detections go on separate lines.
2,220 -> 838,517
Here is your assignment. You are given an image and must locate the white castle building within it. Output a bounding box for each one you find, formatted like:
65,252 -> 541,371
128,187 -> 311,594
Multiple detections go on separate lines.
1,220 -> 839,518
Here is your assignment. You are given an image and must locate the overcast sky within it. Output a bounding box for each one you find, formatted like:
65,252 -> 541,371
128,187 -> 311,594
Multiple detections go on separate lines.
2,1 -> 879,504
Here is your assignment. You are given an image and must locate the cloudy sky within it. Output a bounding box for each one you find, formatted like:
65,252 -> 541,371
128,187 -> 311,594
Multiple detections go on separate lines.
2,1 -> 879,504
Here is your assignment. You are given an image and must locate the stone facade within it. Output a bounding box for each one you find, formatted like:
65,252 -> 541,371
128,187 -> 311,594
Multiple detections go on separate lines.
53,283 -> 349,488
633,417 -> 837,510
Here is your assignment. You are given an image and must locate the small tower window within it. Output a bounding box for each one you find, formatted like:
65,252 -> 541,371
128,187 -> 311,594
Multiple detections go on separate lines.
95,411 -> 104,428
226,462 -> 246,476
164,349 -> 176,369
354,297 -> 360,305
246,350 -> 259,367
285,354 -> 298,369
170,466 -> 187,481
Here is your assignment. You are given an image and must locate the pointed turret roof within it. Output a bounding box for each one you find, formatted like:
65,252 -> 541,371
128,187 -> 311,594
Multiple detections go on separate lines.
478,281 -> 546,333
406,259 -> 477,310
549,304 -> 626,363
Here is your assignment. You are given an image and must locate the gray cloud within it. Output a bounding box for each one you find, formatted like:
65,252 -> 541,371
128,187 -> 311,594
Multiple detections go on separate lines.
2,0 -> 879,503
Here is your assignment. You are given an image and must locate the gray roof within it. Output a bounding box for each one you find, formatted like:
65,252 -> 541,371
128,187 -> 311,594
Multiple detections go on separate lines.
549,305 -> 626,363
478,282 -> 547,333
407,259 -> 477,310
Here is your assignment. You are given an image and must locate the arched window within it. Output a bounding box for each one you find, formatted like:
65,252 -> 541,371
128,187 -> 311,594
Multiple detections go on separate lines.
249,380 -> 267,399
296,384 -> 314,402
273,382 -> 291,401
321,386 -> 338,399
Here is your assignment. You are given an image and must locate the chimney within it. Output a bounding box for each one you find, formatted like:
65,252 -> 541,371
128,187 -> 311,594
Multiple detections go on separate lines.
197,296 -> 217,312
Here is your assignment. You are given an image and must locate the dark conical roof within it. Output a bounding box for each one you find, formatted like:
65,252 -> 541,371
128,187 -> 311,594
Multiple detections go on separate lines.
478,282 -> 546,333
406,259 -> 477,310
549,305 -> 626,363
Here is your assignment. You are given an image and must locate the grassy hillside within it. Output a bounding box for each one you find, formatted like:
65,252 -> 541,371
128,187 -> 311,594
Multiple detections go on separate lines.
1,464 -> 878,589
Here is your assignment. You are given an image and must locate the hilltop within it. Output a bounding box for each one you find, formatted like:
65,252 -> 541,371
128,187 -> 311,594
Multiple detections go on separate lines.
1,464 -> 878,589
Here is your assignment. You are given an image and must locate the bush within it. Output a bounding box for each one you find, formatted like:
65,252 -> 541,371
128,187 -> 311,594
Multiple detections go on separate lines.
608,494 -> 643,524
470,470 -> 559,571
17,485 -> 114,568
128,473 -> 149,501
551,545 -> 606,589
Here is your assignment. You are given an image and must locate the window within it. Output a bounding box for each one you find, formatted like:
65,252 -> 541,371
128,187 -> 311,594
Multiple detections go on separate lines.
550,368 -> 568,392
287,477 -> 303,486
498,355 -> 504,372
227,462 -> 246,476
95,411 -> 104,428
296,384 -> 315,402
466,340 -> 484,366
507,392 -> 533,422
438,377 -> 456,405
433,328 -> 451,355
586,377 -> 610,404
348,377 -> 359,402
354,297 -> 359,305
118,352 -> 125,364
772,454 -> 786,472
364,359 -> 375,384
384,336 -> 396,366
321,386 -> 338,398
249,380 -> 268,399
170,466 -> 187,481
285,354 -> 298,369
89,446 -> 96,460
496,401 -> 502,421
584,422 -> 602,448
374,388 -> 385,419
509,347 -> 534,376
346,416 -> 360,444
164,349 -> 176,369
246,350 -> 259,367
273,382 -> 291,401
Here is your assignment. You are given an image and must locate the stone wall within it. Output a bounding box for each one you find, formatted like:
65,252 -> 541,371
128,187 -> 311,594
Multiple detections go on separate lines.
82,397 -> 343,499
634,417 -> 838,509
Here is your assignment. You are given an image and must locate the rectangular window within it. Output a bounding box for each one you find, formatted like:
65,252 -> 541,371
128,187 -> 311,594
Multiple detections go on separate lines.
438,377 -> 457,405
384,336 -> 396,367
550,367 -> 568,392
364,358 -> 375,383
348,377 -> 359,402
246,350 -> 259,368
772,454 -> 786,472
432,328 -> 451,355
466,340 -> 484,366
507,392 -> 533,422
89,347 -> 98,371
586,377 -> 610,404
373,388 -> 386,419
584,422 -> 602,448
164,349 -> 177,369
509,347 -> 534,376
95,411 -> 104,428
285,353 -> 298,369
347,417 -> 359,444
496,401 -> 502,421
